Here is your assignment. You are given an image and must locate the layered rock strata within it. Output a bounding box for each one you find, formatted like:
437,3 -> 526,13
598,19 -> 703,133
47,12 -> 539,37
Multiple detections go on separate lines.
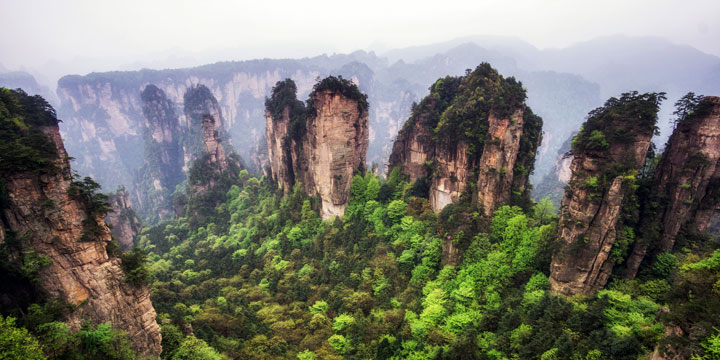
106,187 -> 142,251
625,96 -> 720,278
549,92 -> 663,296
265,77 -> 369,219
0,89 -> 161,356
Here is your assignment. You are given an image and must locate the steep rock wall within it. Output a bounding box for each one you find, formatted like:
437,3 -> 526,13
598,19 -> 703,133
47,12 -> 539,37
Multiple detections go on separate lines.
265,78 -> 369,219
625,96 -> 720,278
476,109 -> 526,216
550,92 -> 663,296
0,97 -> 161,357
303,90 -> 370,218
388,64 -> 542,214
106,188 -> 142,251
133,85 -> 184,221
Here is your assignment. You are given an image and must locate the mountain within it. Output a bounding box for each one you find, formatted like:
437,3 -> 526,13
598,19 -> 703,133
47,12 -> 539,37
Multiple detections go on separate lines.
0,88 -> 161,357
265,77 -> 369,219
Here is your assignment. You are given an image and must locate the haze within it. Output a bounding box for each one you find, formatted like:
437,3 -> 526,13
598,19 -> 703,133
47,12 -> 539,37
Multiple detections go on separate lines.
1,0 -> 719,87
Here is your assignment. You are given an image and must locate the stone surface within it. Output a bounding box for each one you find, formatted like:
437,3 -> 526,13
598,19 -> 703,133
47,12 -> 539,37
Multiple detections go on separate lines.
1,124 -> 161,357
266,90 -> 369,219
105,188 -> 142,251
549,98 -> 656,296
476,109 -> 526,216
625,96 -> 720,278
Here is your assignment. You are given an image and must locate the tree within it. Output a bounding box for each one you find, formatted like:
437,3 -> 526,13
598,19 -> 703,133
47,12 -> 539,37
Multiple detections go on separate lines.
172,336 -> 222,360
0,316 -> 45,360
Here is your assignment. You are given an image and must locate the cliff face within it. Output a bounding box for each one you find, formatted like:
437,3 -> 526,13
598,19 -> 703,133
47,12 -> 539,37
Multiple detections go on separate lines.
625,96 -> 720,278
201,115 -> 228,172
388,64 -> 543,214
476,109 -> 526,216
549,92 -> 663,296
106,188 -> 142,251
265,106 -> 294,192
430,141 -> 472,211
0,89 -> 161,356
133,85 -> 184,221
388,106 -> 435,182
303,90 -> 370,218
265,77 -> 369,219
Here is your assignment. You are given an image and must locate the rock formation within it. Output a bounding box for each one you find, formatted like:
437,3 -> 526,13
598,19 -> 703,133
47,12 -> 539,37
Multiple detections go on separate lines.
549,92 -> 664,296
106,187 -> 142,251
533,133 -> 575,209
389,63 -> 543,214
133,85 -> 185,221
0,89 -> 162,356
625,95 -> 720,278
265,77 -> 369,219
201,115 -> 228,171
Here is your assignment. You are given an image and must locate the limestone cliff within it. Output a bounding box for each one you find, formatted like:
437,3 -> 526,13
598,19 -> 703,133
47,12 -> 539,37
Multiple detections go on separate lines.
265,77 -> 369,219
388,63 -> 543,214
533,133 -> 576,209
549,92 -> 664,296
625,95 -> 720,278
133,85 -> 185,221
0,89 -> 161,356
106,187 -> 142,251
185,111 -> 244,221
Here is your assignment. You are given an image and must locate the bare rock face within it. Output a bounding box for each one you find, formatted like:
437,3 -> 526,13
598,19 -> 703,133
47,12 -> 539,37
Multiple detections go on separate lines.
265,77 -> 369,219
388,64 -> 542,215
265,106 -> 294,193
476,109 -> 526,216
0,117 -> 161,356
388,108 -> 435,183
625,96 -> 720,278
430,141 -> 472,212
106,188 -> 142,251
303,90 -> 370,218
549,92 -> 663,296
134,85 -> 185,221
202,115 -> 228,172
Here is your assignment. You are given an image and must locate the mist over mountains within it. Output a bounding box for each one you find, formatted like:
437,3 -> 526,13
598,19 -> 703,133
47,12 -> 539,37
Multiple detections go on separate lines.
2,35 -> 719,195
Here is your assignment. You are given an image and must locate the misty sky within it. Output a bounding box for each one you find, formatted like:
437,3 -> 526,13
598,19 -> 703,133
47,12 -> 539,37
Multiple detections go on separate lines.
1,0 -> 719,82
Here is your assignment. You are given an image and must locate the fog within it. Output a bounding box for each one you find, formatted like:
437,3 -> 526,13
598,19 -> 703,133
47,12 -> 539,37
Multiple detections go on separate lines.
1,0 -> 719,88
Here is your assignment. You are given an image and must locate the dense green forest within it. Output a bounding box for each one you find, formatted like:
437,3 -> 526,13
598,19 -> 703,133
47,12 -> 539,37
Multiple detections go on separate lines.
133,163 -> 718,358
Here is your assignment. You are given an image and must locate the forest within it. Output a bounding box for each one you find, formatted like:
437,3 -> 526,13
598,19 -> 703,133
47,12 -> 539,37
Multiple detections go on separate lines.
0,75 -> 719,360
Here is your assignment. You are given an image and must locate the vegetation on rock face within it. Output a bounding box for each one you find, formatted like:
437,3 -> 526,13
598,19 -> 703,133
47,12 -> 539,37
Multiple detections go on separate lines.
308,75 -> 369,115
0,88 -> 60,175
402,63 -> 530,158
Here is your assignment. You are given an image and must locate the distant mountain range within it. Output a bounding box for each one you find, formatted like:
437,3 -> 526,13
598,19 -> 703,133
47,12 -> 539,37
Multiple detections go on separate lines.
2,35 -> 718,196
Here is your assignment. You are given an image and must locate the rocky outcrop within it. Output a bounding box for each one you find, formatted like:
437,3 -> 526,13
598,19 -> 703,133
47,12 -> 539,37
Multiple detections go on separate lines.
625,96 -> 720,278
389,64 -> 543,214
202,115 -> 228,172
303,89 -> 370,218
265,106 -> 294,193
106,187 -> 142,251
549,92 -> 663,296
476,109 -> 526,216
133,85 -> 185,221
0,89 -> 161,357
533,133 -> 575,208
265,77 -> 369,219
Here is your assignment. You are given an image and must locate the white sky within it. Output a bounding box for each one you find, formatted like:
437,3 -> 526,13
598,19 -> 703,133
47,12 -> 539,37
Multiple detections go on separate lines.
1,0 -> 719,77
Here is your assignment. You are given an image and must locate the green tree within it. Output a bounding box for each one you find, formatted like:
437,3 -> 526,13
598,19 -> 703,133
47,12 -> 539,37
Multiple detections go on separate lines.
0,315 -> 45,360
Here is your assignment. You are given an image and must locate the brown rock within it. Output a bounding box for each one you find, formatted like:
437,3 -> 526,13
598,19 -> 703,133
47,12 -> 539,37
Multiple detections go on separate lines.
476,109 -> 526,216
1,124 -> 162,357
105,188 -> 142,251
550,92 -> 661,296
265,81 -> 369,219
626,96 -> 720,278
